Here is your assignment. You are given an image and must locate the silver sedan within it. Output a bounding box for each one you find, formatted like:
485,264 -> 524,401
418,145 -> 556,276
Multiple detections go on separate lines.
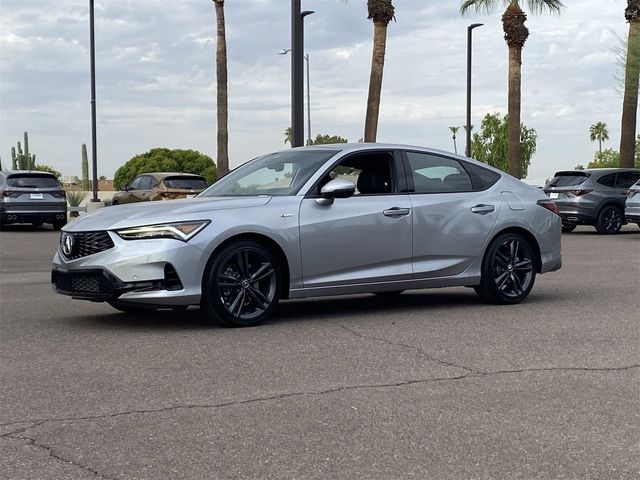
52,144 -> 562,327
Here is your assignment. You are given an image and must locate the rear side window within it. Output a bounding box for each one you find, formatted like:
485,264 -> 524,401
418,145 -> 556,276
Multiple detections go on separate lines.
406,152 -> 473,193
163,176 -> 208,189
615,172 -> 640,189
462,162 -> 501,191
548,172 -> 589,187
7,174 -> 59,188
597,174 -> 617,188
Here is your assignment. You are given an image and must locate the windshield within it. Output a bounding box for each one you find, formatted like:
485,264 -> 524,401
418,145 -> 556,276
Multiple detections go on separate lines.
7,174 -> 59,188
548,172 -> 589,188
200,149 -> 340,197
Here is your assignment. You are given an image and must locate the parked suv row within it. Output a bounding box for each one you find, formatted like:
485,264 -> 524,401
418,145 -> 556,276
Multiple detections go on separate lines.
0,171 -> 67,230
544,168 -> 640,234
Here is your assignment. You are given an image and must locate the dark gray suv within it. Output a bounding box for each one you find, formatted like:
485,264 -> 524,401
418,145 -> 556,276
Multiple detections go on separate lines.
545,168 -> 640,234
0,171 -> 67,230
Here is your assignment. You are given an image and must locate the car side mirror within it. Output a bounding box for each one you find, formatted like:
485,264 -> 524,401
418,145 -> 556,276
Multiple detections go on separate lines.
316,178 -> 356,205
120,185 -> 128,192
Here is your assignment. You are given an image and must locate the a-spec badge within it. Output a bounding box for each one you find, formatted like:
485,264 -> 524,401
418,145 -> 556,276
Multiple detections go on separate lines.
61,233 -> 75,257
280,213 -> 293,218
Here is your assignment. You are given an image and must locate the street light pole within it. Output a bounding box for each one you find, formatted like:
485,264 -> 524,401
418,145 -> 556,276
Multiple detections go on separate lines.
304,54 -> 311,145
466,23 -> 483,158
280,49 -> 312,146
291,1 -> 313,148
89,0 -> 99,201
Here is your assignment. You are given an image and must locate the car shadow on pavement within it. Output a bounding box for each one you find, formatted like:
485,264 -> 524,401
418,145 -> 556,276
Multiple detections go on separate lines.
64,289 -> 563,331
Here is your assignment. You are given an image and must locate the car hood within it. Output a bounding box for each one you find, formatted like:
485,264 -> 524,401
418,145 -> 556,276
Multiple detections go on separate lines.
64,196 -> 272,232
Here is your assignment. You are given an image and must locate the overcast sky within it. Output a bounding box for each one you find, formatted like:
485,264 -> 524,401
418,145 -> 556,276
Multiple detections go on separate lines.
0,0 -> 633,183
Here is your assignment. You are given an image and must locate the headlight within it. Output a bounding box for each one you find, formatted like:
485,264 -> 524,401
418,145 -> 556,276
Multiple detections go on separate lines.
115,220 -> 210,241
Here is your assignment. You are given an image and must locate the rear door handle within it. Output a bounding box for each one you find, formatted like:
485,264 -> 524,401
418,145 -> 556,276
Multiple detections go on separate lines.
471,204 -> 495,215
383,207 -> 411,217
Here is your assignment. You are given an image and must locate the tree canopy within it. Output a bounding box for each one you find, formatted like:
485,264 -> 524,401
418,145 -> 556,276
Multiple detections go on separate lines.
32,164 -> 62,180
113,148 -> 216,189
587,135 -> 640,168
470,113 -> 537,178
310,134 -> 348,145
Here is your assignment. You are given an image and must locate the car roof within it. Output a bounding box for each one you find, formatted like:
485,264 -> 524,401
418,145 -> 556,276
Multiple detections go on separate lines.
1,170 -> 57,177
139,172 -> 205,179
553,168 -> 640,176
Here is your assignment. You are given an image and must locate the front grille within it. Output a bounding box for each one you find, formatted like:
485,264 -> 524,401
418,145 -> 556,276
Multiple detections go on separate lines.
53,270 -> 117,296
61,231 -> 114,260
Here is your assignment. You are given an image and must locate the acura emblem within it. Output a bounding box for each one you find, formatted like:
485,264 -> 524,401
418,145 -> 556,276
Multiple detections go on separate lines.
61,233 -> 74,257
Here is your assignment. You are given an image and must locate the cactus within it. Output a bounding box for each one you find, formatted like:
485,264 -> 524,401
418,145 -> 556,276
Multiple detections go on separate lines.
81,143 -> 90,190
31,154 -> 36,169
11,147 -> 17,170
23,132 -> 29,169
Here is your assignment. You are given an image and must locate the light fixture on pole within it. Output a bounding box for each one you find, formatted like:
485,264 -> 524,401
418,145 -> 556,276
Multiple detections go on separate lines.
280,48 -> 312,146
466,22 -> 483,158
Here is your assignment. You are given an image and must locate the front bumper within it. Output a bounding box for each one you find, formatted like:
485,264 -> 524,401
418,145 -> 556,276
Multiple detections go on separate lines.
51,231 -> 206,306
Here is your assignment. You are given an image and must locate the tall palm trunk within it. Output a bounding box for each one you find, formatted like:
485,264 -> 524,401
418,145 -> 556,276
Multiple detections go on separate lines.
214,0 -> 229,177
620,1 -> 640,168
503,2 -> 528,179
364,0 -> 394,142
599,138 -> 603,154
507,46 -> 522,178
364,21 -> 388,142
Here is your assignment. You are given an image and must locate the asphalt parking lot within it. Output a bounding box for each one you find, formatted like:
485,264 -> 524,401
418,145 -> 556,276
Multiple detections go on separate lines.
0,224 -> 639,480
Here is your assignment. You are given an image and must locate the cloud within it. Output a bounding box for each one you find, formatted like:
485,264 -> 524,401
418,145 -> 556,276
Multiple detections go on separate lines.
0,0 -> 635,180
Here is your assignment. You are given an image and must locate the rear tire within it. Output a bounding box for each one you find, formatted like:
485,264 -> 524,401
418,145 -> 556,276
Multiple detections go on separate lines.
595,206 -> 623,235
32,222 -> 43,228
53,221 -> 66,231
201,240 -> 281,327
474,233 -> 537,305
561,223 -> 576,233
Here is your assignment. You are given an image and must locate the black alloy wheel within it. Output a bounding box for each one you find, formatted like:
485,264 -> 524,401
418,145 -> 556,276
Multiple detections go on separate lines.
202,240 -> 281,327
595,206 -> 623,235
475,233 -> 537,305
561,223 -> 576,233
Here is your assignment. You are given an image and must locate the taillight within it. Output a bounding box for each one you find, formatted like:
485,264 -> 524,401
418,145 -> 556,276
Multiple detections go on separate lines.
159,192 -> 171,198
51,190 -> 66,198
566,189 -> 592,196
537,199 -> 560,216
627,189 -> 636,198
2,191 -> 20,198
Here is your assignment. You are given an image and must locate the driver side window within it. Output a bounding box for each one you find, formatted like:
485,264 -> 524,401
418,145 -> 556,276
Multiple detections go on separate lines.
319,152 -> 394,196
129,177 -> 143,190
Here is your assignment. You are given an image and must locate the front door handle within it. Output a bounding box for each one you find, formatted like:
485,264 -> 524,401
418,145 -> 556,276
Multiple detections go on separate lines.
383,207 -> 411,217
471,204 -> 495,215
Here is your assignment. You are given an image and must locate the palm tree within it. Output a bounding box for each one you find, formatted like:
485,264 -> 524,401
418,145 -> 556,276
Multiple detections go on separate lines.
589,122 -> 609,154
449,126 -> 460,154
620,0 -> 640,168
364,0 -> 395,142
213,0 -> 229,177
460,0 -> 563,178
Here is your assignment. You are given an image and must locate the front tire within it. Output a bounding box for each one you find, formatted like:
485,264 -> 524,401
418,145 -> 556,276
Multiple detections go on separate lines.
201,240 -> 281,327
474,233 -> 537,305
595,206 -> 623,235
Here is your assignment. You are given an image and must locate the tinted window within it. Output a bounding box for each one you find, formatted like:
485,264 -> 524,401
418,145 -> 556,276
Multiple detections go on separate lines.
319,152 -> 394,196
139,176 -> 154,190
163,176 -> 208,190
615,172 -> 640,189
463,162 -> 501,191
406,152 -> 472,193
597,174 -> 617,188
548,172 -> 589,187
129,177 -> 143,190
7,174 -> 59,188
201,150 -> 339,197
